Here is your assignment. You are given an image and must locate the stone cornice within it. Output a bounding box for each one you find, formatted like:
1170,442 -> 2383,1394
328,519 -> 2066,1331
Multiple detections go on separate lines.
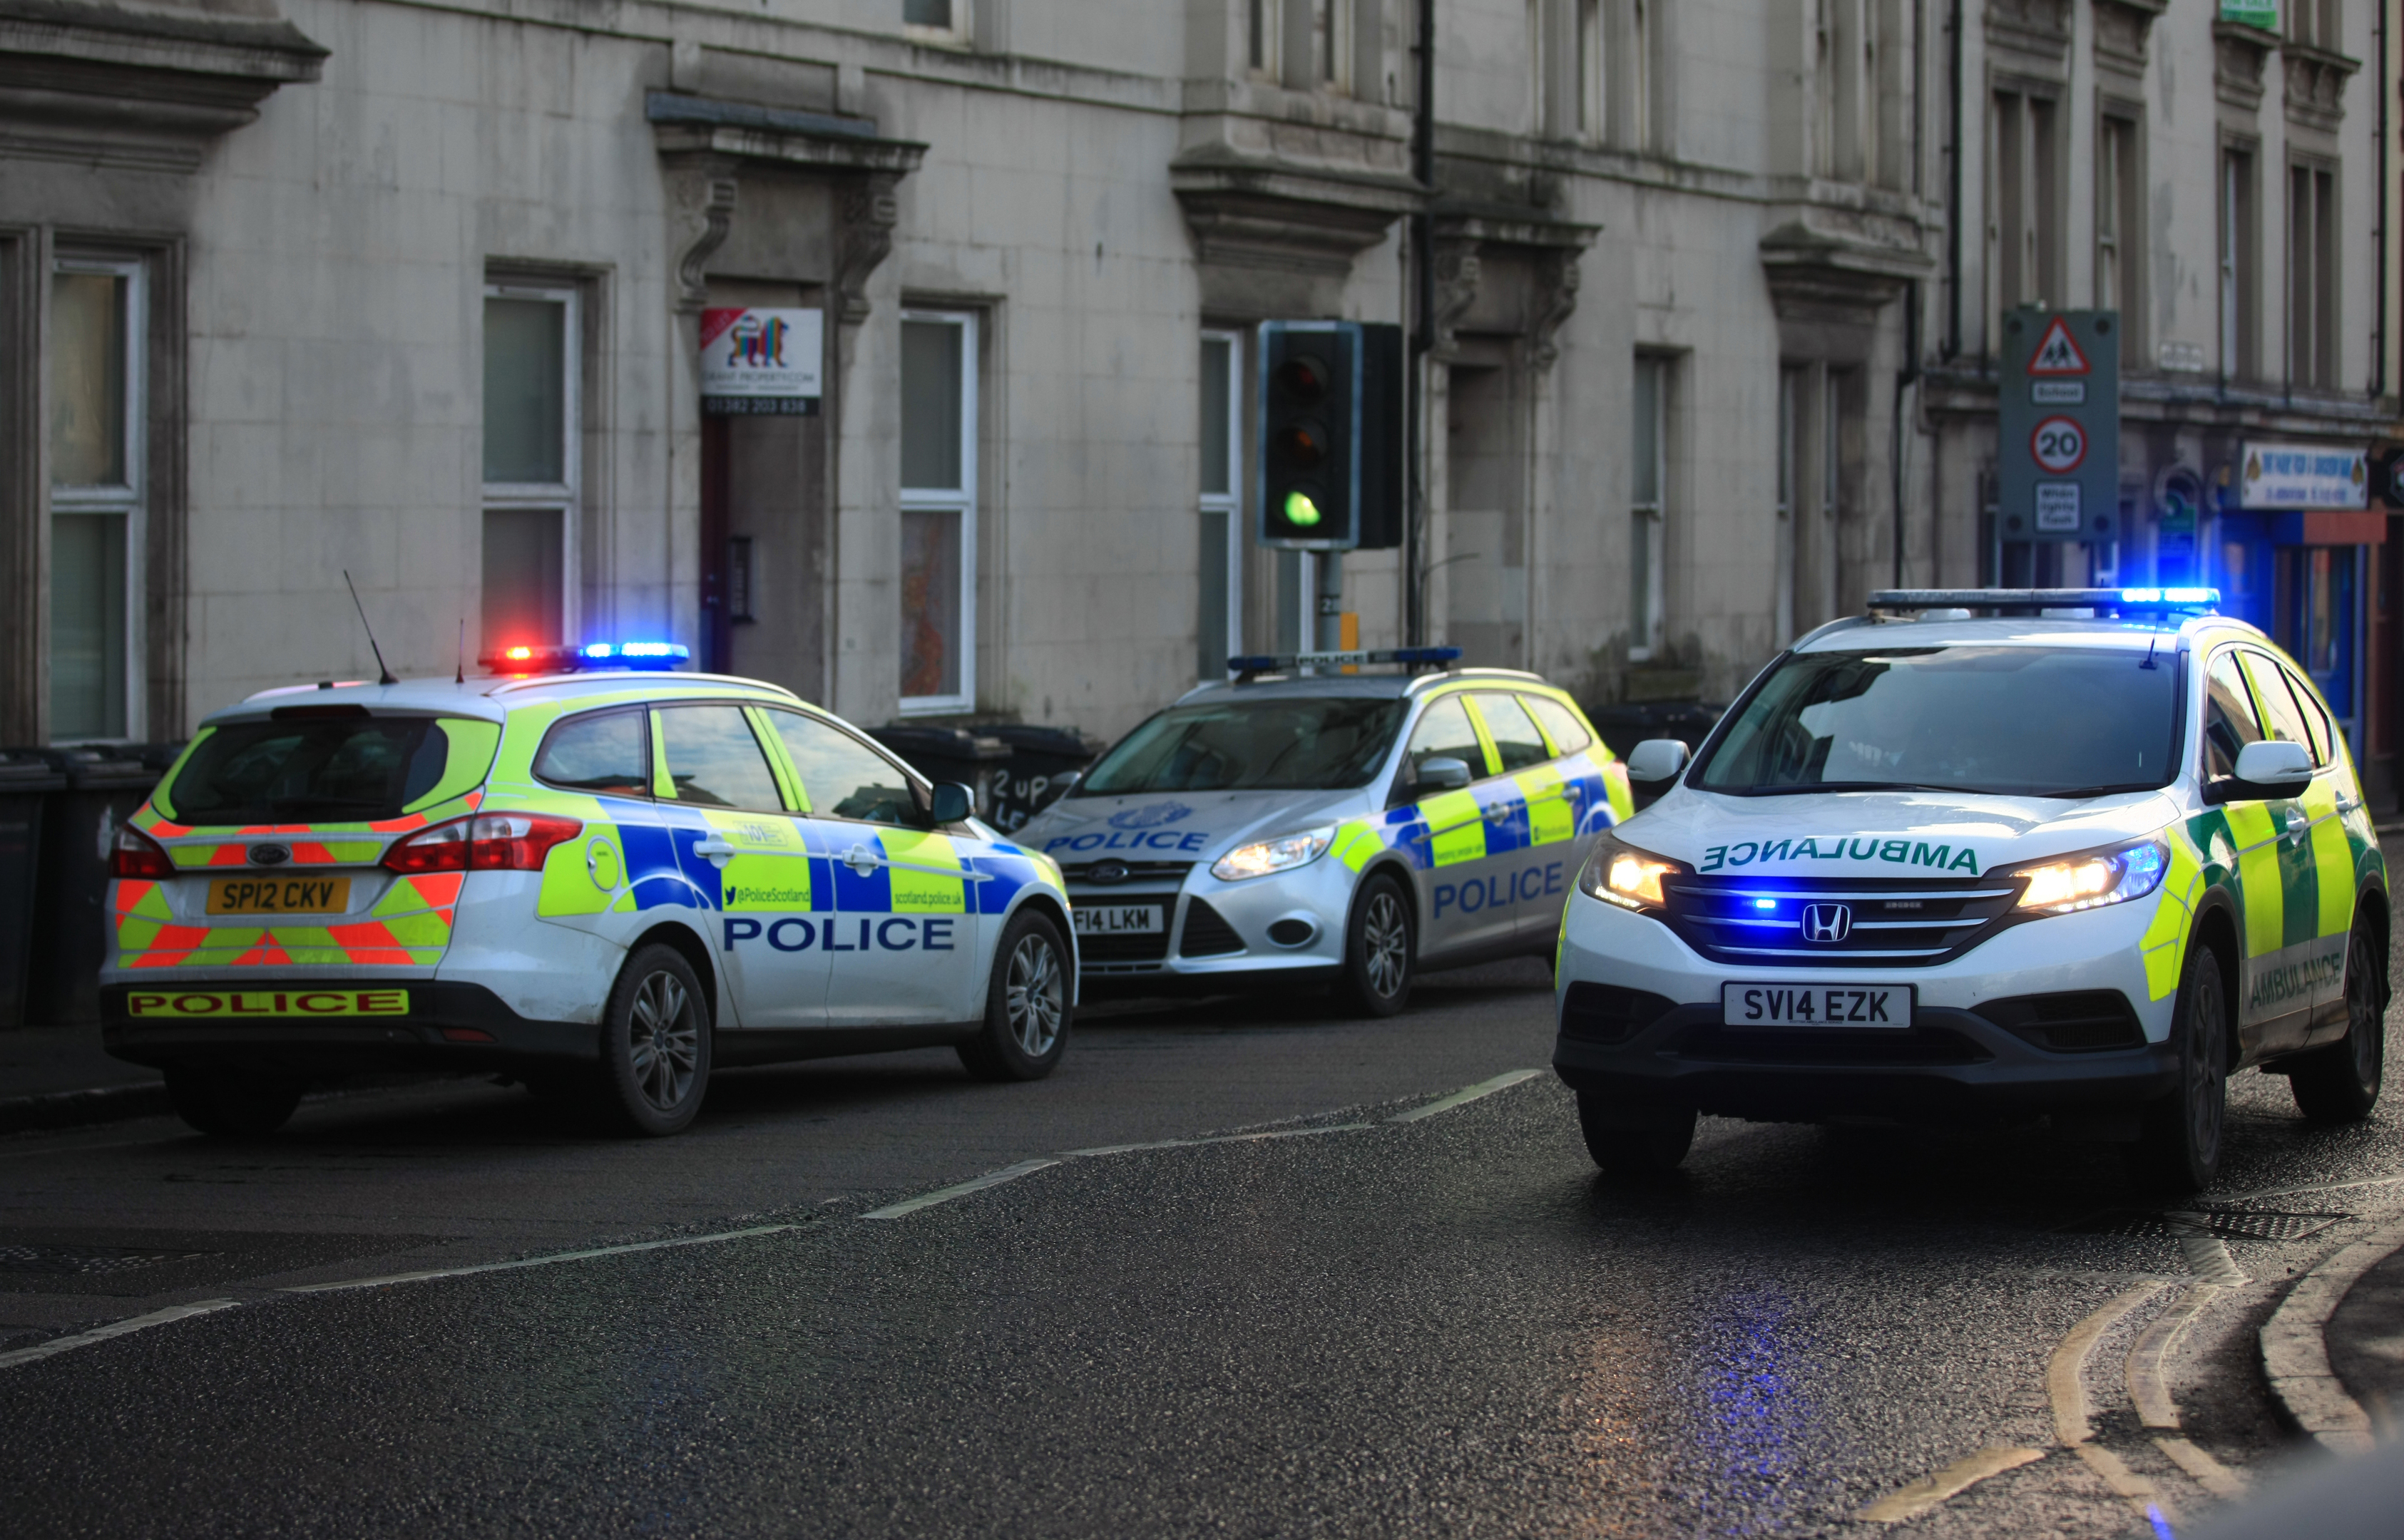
646,91 -> 928,178
2214,19 -> 2278,114
2282,38 -> 2359,136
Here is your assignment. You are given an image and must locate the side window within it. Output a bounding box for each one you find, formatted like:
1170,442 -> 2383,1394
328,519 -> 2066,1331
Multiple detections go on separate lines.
2202,650 -> 2264,781
2276,661 -> 2336,767
2239,652 -> 2318,764
1406,695 -> 1490,782
654,704 -> 784,811
1472,693 -> 1551,773
1522,694 -> 1593,756
766,710 -> 920,826
533,709 -> 650,797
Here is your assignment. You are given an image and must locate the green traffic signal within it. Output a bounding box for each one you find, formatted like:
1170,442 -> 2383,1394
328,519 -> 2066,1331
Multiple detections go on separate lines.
1283,490 -> 1322,528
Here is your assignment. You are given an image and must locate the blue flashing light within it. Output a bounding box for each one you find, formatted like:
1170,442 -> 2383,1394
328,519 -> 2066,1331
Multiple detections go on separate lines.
1752,898 -> 1777,910
2119,587 -> 2220,609
479,642 -> 690,675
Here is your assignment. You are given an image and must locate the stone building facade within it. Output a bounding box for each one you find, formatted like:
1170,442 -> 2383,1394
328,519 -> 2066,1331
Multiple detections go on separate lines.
3,2 -> 2396,782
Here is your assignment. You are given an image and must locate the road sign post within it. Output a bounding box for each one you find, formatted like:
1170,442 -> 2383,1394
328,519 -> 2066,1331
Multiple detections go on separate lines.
1998,309 -> 2119,545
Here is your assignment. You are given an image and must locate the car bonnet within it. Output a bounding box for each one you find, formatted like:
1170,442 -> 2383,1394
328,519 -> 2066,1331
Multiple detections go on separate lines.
1016,787 -> 1377,867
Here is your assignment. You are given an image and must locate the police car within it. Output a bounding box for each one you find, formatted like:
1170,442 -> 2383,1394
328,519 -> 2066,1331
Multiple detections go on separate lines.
100,645 -> 1076,1137
1554,590 -> 2388,1191
1016,650 -> 1633,1014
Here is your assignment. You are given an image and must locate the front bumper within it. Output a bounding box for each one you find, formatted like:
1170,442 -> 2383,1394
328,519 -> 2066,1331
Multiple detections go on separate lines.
101,981 -> 596,1075
1551,889 -> 2181,1123
1069,855 -> 1358,986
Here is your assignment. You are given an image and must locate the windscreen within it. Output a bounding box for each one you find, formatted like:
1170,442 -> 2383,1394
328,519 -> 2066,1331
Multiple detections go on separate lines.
1077,697 -> 1408,795
1694,646 -> 2180,798
163,717 -> 478,825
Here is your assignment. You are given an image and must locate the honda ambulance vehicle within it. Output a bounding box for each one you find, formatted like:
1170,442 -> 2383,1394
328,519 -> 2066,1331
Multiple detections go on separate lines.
1017,650 -> 1632,1015
1553,590 -> 2387,1191
99,646 -> 1075,1138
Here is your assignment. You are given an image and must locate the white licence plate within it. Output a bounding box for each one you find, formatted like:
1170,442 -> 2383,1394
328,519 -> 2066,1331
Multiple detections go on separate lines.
1722,982 -> 1913,1029
1074,904 -> 1164,937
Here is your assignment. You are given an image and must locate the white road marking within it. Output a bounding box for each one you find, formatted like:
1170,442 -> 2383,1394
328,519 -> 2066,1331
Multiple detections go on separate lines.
1855,1446 -> 2047,1523
282,1223 -> 800,1292
0,1299 -> 240,1372
860,1160 -> 1061,1221
1386,1068 -> 1544,1123
2216,1172 -> 2404,1204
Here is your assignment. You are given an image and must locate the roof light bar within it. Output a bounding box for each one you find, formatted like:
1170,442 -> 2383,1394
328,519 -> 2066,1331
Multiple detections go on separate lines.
1227,647 -> 1462,677
477,642 -> 691,674
1865,588 -> 2219,617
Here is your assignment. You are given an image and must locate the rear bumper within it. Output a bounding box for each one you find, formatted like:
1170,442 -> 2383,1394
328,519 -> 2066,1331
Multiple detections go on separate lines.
101,981 -> 595,1076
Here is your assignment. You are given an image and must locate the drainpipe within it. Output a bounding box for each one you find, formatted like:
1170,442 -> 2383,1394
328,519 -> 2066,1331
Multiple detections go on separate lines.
1406,0 -> 1436,646
1896,280 -> 1922,585
1943,0 -> 1963,360
2375,0 -> 2389,399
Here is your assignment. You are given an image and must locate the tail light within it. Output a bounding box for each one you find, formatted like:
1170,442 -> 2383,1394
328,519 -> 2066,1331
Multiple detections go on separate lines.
111,825 -> 176,881
382,813 -> 582,875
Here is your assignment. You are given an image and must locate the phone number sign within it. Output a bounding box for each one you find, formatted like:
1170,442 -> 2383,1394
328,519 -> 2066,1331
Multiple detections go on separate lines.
1998,309 -> 2120,544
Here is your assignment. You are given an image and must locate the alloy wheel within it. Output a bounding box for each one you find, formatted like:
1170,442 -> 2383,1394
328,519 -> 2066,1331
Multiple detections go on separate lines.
1362,890 -> 1409,1000
628,970 -> 700,1112
2185,967 -> 2227,1166
1006,935 -> 1064,1058
2347,932 -> 2384,1089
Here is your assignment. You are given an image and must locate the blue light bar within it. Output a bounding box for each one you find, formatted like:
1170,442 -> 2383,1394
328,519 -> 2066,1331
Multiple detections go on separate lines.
2119,587 -> 2221,608
1227,647 -> 1462,674
480,642 -> 690,674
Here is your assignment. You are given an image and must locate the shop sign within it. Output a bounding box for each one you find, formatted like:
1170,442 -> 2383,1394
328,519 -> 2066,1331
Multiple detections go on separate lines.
2219,1 -> 2278,28
700,307 -> 823,416
2239,443 -> 2367,510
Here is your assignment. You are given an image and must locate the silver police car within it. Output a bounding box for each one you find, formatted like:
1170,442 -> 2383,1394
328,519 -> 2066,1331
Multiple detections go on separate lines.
1016,652 -> 1635,1015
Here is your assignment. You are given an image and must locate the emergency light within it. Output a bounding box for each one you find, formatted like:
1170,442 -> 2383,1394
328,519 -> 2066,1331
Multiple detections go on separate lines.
479,641 -> 690,674
1227,646 -> 1461,678
1865,589 -> 2220,617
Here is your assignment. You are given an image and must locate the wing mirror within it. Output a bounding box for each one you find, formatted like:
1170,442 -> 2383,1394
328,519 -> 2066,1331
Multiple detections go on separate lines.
2210,740 -> 2314,803
1625,739 -> 1691,786
1415,756 -> 1473,791
929,782 -> 976,824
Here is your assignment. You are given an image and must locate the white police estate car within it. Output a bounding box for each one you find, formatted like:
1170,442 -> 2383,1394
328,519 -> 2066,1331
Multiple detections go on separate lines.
1554,590 -> 2388,1191
1016,650 -> 1634,1015
100,645 -> 1075,1138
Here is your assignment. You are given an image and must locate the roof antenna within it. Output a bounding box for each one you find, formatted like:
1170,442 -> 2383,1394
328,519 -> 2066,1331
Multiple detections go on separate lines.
2140,624 -> 2162,671
455,618 -> 466,686
343,570 -> 399,686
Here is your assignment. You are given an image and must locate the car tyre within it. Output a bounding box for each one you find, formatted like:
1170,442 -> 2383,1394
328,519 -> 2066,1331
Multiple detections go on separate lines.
2290,921 -> 2385,1123
166,1065 -> 305,1138
959,909 -> 1073,1082
1332,872 -> 1414,1018
594,943 -> 712,1136
2133,941 -> 2230,1194
1575,1092 -> 1696,1176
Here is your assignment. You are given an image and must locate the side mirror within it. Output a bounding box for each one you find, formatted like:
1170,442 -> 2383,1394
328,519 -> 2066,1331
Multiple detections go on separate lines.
1415,756 -> 1473,791
1625,739 -> 1691,786
2210,740 -> 2315,803
929,782 -> 975,824
1043,770 -> 1081,804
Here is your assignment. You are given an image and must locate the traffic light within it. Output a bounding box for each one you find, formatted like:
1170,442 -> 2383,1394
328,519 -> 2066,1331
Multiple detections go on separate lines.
1255,321 -> 1402,551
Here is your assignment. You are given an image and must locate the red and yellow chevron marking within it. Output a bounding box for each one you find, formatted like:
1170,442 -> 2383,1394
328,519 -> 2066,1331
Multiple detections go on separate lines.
113,871 -> 464,971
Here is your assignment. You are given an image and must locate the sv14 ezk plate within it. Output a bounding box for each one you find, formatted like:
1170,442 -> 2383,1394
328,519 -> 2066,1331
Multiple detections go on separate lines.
1722,982 -> 1913,1029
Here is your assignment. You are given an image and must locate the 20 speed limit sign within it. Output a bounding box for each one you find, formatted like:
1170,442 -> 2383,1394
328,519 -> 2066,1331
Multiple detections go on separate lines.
2030,416 -> 2088,474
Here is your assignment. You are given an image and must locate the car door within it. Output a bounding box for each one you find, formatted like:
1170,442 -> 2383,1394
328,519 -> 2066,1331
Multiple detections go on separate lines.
650,702 -> 827,1029
1393,692 -> 1516,960
2200,648 -> 2310,1057
760,709 -> 982,1027
1466,692 -> 1580,945
2243,651 -> 2356,1039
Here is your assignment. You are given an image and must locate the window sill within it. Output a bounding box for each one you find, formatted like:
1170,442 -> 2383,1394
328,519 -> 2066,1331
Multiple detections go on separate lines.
897,696 -> 975,717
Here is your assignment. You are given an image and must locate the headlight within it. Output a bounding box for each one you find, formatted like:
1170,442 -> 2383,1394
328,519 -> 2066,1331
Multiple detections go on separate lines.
2012,838 -> 2169,915
1210,826 -> 1335,881
1576,831 -> 1689,913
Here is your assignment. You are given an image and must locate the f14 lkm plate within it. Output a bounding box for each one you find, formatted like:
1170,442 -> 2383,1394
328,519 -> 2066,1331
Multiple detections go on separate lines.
1722,982 -> 1913,1029
1074,904 -> 1163,937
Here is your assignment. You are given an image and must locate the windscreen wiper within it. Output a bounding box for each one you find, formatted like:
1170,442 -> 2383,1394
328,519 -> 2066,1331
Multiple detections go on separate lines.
1734,781 -> 1970,797
2032,782 -> 2160,799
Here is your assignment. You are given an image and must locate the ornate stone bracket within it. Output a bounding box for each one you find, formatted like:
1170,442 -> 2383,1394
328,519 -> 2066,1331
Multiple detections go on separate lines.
2092,0 -> 2167,80
1426,211 -> 1598,370
1985,0 -> 2072,70
2215,19 -> 2277,114
669,168 -> 738,314
1429,237 -> 1482,364
2283,40 -> 2360,135
1759,214 -> 1935,329
836,175 -> 901,325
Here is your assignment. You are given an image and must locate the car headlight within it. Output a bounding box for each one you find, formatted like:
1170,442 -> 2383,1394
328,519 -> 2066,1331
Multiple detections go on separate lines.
2011,838 -> 2170,915
1210,826 -> 1335,881
1576,830 -> 1689,913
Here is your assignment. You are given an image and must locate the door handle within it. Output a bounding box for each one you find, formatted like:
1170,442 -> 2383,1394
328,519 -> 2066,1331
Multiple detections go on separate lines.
2282,808 -> 2309,838
693,836 -> 736,868
844,843 -> 882,876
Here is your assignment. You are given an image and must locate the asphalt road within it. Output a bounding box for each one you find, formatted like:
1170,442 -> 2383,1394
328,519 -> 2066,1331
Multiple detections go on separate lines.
2,952 -> 2400,1538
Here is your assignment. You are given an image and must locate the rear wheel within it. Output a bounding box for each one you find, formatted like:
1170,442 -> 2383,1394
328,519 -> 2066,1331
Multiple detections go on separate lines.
1575,1092 -> 1696,1176
594,945 -> 712,1136
959,910 -> 1072,1082
2133,942 -> 2229,1194
1332,873 -> 1414,1018
2291,921 -> 2385,1123
166,1066 -> 305,1138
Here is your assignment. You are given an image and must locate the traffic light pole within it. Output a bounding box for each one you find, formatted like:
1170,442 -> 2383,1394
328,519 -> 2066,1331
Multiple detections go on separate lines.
1316,550 -> 1344,654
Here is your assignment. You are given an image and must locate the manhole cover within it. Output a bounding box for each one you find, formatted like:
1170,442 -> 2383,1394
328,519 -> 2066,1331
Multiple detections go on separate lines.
0,1243 -> 220,1276
2058,1209 -> 2348,1244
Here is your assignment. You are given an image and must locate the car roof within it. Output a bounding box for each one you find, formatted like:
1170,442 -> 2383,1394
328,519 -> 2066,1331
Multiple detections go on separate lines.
1791,613 -> 2269,654
1175,667 -> 1558,705
208,671 -> 804,727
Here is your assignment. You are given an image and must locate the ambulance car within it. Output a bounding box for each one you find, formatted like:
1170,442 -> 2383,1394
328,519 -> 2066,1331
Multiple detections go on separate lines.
1016,650 -> 1633,1014
1553,590 -> 2388,1191
100,647 -> 1075,1137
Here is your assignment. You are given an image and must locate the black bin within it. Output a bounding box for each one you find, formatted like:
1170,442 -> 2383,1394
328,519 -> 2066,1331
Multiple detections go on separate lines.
867,726 -> 1009,819
0,751 -> 68,1030
1586,699 -> 1726,758
27,746 -> 173,1027
981,724 -> 1105,835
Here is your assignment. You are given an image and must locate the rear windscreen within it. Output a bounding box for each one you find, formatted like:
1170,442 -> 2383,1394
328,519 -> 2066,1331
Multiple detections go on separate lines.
160,717 -> 498,826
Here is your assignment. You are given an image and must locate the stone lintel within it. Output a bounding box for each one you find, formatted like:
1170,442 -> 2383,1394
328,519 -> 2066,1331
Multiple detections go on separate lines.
1171,149 -> 1420,280
2282,40 -> 2359,135
1759,215 -> 1933,327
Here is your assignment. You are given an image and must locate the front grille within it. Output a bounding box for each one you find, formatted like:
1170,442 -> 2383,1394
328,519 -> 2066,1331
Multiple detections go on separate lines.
1060,859 -> 1197,885
1662,874 -> 2020,969
1073,890 -> 1179,964
1673,1025 -> 1992,1065
1560,982 -> 1675,1044
1180,900 -> 1245,957
1976,990 -> 2144,1052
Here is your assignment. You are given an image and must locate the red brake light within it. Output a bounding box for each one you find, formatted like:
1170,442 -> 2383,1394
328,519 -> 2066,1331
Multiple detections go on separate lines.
382,818 -> 473,874
111,824 -> 175,881
466,813 -> 582,871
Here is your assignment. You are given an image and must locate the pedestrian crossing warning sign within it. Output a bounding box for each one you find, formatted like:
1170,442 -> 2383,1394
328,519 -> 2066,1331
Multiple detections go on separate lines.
2027,316 -> 2091,376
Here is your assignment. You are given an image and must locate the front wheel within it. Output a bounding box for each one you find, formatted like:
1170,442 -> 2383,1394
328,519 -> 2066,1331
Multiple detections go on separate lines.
2133,942 -> 2229,1194
1575,1092 -> 1696,1176
1332,873 -> 1414,1018
959,910 -> 1073,1082
594,944 -> 712,1136
2291,922 -> 2385,1122
166,1066 -> 305,1138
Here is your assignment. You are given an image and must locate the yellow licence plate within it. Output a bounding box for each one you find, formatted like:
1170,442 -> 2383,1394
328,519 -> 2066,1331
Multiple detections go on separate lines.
205,876 -> 352,915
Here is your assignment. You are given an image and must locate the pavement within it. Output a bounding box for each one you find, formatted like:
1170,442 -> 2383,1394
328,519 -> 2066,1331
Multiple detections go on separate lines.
0,1025 -> 165,1132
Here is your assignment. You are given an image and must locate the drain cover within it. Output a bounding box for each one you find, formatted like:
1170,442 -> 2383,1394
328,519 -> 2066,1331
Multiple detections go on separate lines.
2059,1208 -> 2348,1244
0,1243 -> 220,1276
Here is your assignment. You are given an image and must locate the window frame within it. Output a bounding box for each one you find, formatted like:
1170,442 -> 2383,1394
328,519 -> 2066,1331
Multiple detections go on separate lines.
2220,142 -> 2261,381
758,704 -> 932,828
481,279 -> 580,654
1990,81 -> 2065,332
903,0 -> 972,47
1629,353 -> 1669,662
2286,156 -> 2340,391
897,307 -> 981,716
532,704 -> 654,801
2094,104 -> 2146,359
48,252 -> 147,744
1200,328 -> 1245,682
